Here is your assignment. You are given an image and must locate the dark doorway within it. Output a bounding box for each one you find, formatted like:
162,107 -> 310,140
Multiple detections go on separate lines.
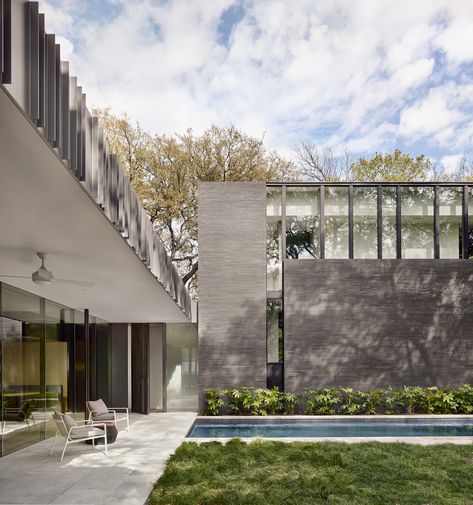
131,324 -> 150,414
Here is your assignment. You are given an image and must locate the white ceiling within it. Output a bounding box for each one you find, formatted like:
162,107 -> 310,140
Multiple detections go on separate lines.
0,85 -> 188,323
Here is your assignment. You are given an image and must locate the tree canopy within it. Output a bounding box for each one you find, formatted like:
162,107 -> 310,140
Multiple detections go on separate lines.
94,109 -> 297,293
96,107 -> 472,294
350,149 -> 431,182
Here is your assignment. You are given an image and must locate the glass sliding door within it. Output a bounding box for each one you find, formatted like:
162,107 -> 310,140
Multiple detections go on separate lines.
165,323 -> 198,411
1,284 -> 43,456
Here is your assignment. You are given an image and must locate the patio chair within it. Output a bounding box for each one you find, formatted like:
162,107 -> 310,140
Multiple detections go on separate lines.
49,412 -> 108,461
87,399 -> 129,431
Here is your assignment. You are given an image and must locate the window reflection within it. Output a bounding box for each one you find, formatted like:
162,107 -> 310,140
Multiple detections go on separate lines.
325,187 -> 349,258
401,187 -> 434,259
439,187 -> 462,259
353,187 -> 378,258
267,188 -> 282,290
468,188 -> 473,259
382,187 -> 397,258
166,323 -> 198,411
285,187 -> 320,259
266,299 -> 283,364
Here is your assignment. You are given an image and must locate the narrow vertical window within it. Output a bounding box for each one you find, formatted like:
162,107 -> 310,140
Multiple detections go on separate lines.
353,186 -> 378,258
285,187 -> 320,259
401,187 -> 434,259
466,187 -> 473,259
382,187 -> 397,258
267,188 -> 282,291
266,299 -> 283,363
439,187 -> 462,258
325,187 -> 349,258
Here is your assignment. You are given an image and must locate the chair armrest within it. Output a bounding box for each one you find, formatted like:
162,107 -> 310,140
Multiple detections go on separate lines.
68,422 -> 107,436
108,407 -> 128,413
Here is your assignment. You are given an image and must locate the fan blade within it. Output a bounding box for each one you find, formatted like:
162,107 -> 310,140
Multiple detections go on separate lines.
55,278 -> 94,288
0,275 -> 31,280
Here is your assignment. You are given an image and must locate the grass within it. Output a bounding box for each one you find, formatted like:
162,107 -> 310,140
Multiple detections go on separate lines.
149,440 -> 473,505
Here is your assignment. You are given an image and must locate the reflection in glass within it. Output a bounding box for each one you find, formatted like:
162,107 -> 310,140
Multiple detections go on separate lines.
401,186 -> 434,259
382,187 -> 397,258
267,188 -> 282,290
468,188 -> 473,259
1,282 -> 102,457
325,187 -> 349,258
44,301 -> 72,437
353,187 -> 378,258
266,299 -> 283,363
166,323 -> 198,411
285,187 -> 320,260
439,187 -> 462,259
1,285 -> 43,456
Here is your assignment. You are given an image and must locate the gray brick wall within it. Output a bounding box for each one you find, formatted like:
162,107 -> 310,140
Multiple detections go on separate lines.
198,182 -> 267,408
284,259 -> 473,392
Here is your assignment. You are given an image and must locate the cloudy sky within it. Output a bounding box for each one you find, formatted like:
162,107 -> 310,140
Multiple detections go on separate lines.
41,0 -> 473,169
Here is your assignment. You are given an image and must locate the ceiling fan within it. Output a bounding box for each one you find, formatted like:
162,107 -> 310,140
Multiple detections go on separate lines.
0,252 -> 94,288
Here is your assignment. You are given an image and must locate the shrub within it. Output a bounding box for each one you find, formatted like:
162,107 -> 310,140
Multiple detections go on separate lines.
202,385 -> 473,416
280,392 -> 299,415
203,388 -> 224,416
339,388 -> 369,415
304,388 -> 340,415
454,384 -> 473,414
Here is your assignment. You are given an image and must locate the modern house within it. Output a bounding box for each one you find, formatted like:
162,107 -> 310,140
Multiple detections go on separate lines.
0,1 -> 197,458
198,182 -> 473,405
2,0 -> 473,460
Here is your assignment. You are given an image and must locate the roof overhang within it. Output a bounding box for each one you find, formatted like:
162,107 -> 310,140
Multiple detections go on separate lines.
0,85 -> 189,323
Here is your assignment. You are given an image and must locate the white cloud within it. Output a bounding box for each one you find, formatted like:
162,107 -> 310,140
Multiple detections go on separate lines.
441,153 -> 463,175
37,0 -> 473,160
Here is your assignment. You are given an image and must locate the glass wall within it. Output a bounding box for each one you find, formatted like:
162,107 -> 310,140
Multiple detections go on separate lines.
353,187 -> 378,258
0,282 -> 107,457
285,187 -> 320,259
267,188 -> 282,291
266,299 -> 283,363
1,285 -> 43,455
468,188 -> 473,260
381,187 -> 397,258
165,323 -> 198,411
401,187 -> 434,259
439,187 -> 462,258
266,183 -> 471,270
325,187 -> 349,258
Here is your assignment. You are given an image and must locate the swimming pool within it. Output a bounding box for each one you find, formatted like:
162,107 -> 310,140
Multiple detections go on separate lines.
187,417 -> 473,439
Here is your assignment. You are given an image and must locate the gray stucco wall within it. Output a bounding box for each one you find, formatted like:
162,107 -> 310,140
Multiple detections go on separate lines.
284,259 -> 473,392
198,182 -> 267,406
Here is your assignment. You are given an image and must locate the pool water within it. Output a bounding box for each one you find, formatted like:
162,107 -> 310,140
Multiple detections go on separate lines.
187,418 -> 473,438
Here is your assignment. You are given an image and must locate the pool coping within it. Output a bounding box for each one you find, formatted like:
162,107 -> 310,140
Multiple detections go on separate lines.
188,436 -> 473,445
195,414 -> 473,420
188,415 -> 473,444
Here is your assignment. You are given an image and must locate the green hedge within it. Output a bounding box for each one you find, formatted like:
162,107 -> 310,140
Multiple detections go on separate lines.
203,385 -> 473,416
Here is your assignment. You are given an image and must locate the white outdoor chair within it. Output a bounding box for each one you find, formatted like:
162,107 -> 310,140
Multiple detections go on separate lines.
50,412 -> 108,461
87,399 -> 129,431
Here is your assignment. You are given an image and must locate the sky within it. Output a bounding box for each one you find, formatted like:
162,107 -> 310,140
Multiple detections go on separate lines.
40,0 -> 473,170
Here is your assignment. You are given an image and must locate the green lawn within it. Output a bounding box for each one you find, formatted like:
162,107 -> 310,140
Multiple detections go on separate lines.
149,440 -> 473,505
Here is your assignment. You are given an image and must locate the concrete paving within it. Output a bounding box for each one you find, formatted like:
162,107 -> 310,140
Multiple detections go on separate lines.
0,412 -> 196,505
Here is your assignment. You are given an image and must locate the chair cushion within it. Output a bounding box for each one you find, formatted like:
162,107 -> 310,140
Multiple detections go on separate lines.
62,413 -> 77,431
69,426 -> 104,440
88,399 -> 109,416
92,412 -> 115,421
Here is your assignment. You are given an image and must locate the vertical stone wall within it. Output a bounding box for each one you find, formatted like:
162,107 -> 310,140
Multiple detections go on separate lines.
198,182 -> 267,409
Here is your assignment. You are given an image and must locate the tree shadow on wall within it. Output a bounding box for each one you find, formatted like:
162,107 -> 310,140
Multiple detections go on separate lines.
284,260 -> 473,393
